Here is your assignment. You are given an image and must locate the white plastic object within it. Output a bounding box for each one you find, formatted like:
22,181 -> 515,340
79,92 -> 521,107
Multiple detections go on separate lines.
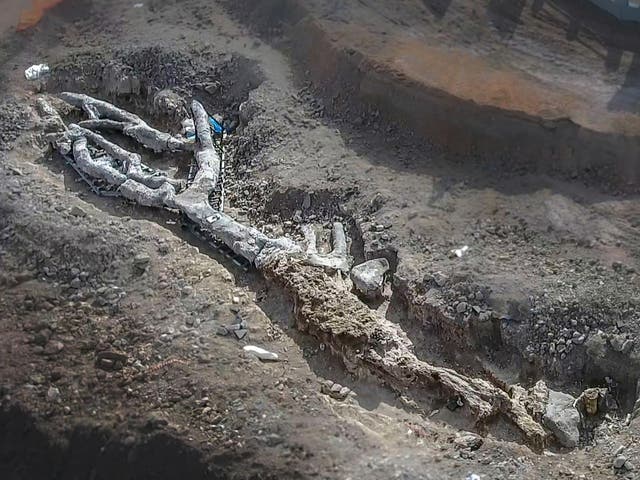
451,245 -> 470,258
25,64 -> 50,80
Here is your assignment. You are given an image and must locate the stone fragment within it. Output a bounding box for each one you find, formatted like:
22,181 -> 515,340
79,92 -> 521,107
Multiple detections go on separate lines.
46,386 -> 60,402
350,258 -> 389,299
69,205 -> 86,217
134,253 -> 150,269
456,302 -> 468,314
613,455 -> 627,470
44,340 -> 64,355
454,433 -> 483,451
543,390 -> 580,448
234,329 -> 248,340
320,379 -> 351,400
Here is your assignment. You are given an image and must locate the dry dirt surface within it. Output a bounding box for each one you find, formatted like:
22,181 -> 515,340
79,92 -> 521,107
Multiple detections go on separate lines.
2,0 -> 640,479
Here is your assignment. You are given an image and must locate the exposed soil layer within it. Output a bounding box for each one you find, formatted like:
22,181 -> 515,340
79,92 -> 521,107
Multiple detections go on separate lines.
225,0 -> 640,186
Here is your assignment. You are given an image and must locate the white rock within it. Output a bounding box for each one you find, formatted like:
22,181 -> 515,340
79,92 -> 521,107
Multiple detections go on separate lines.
451,245 -> 470,258
243,345 -> 279,361
25,64 -> 49,80
350,258 -> 389,299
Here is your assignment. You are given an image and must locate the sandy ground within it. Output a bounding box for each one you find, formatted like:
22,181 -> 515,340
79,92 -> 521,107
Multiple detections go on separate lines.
2,0 -> 640,479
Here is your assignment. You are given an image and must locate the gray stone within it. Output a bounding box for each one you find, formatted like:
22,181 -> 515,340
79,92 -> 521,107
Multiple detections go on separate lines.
69,205 -> 86,217
610,335 -> 628,353
234,329 -> 248,340
350,258 -> 389,299
454,433 -> 484,451
321,380 -> 350,400
432,272 -> 448,287
613,455 -> 627,470
134,253 -> 150,269
543,389 -> 580,448
456,302 -> 468,314
46,386 -> 60,402
573,333 -> 586,345
44,340 -> 64,355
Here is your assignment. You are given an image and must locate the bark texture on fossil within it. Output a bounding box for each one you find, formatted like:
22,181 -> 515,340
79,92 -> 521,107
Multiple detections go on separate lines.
46,92 -> 548,450
259,251 -> 548,450
59,92 -> 192,152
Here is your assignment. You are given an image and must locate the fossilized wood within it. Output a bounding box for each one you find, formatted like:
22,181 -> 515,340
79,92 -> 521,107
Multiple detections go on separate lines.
302,222 -> 352,272
59,92 -> 191,152
45,94 -> 547,450
72,137 -> 127,185
175,100 -> 220,203
66,125 -> 182,190
37,97 -> 67,134
259,251 -> 548,450
120,179 -> 176,208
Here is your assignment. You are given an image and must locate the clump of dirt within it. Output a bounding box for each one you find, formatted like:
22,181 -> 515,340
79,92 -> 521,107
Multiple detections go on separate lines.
46,46 -> 262,127
0,96 -> 32,150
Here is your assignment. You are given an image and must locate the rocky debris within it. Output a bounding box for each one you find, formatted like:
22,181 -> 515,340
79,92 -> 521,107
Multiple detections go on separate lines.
453,433 -> 483,451
320,380 -> 351,400
217,314 -> 249,340
95,351 -> 128,371
609,334 -> 634,354
133,253 -> 151,271
350,258 -> 389,299
543,390 -> 581,448
0,97 -> 31,150
612,454 -> 634,473
46,386 -> 60,403
69,205 -> 87,218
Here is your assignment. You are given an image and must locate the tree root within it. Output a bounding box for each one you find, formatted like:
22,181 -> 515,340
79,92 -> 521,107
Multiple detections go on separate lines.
44,93 -> 548,451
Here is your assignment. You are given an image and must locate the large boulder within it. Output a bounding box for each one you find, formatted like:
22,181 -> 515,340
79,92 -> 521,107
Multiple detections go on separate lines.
350,258 -> 389,299
543,389 -> 581,448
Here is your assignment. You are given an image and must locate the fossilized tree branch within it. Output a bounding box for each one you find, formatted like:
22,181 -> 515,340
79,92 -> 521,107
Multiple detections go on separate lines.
302,222 -> 352,272
44,93 -> 547,450
63,125 -> 183,190
72,137 -> 127,186
59,92 -> 192,152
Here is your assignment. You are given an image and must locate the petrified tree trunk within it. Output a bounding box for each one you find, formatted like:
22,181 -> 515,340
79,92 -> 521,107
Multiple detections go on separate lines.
48,92 -> 548,450
259,252 -> 547,449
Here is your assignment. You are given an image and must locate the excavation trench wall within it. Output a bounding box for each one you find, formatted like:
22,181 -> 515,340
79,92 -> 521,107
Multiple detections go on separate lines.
224,0 -> 640,186
392,276 -> 640,412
